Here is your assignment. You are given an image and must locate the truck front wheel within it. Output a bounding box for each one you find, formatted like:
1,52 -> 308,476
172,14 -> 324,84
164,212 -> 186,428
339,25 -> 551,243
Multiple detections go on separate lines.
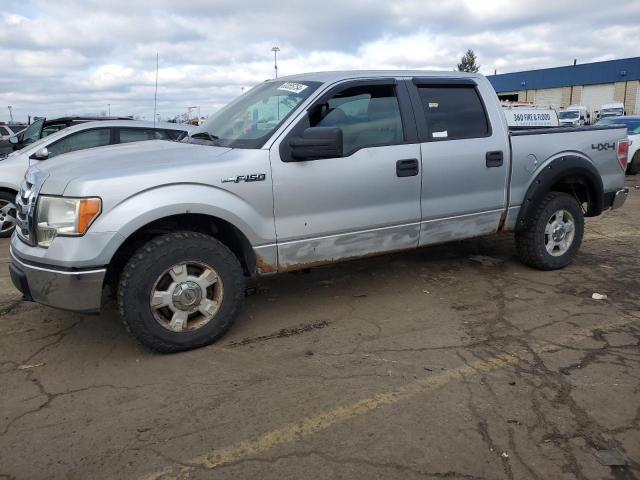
515,192 -> 584,270
118,231 -> 245,352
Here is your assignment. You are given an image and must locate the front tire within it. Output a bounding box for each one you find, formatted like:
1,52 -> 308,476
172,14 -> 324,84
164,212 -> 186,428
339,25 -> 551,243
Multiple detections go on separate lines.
118,231 -> 245,353
515,192 -> 584,270
0,191 -> 18,238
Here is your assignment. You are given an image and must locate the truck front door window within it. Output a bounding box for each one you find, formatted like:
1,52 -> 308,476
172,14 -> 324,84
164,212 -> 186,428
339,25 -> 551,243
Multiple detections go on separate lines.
417,86 -> 489,141
310,85 -> 404,155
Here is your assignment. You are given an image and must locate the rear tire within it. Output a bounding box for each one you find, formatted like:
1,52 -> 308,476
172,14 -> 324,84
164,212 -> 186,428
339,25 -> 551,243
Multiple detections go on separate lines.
515,192 -> 584,270
117,231 -> 245,353
0,191 -> 18,238
627,151 -> 640,175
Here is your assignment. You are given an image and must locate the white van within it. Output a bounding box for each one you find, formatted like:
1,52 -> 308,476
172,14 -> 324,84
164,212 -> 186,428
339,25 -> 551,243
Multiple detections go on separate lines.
558,105 -> 590,126
598,102 -> 625,119
502,104 -> 559,129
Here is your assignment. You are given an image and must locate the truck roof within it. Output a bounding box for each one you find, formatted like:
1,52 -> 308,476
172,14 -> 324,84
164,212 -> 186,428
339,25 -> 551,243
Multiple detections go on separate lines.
276,70 -> 481,83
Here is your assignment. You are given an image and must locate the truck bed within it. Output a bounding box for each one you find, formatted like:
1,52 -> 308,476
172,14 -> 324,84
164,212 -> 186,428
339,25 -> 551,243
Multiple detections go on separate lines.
508,124 -> 627,213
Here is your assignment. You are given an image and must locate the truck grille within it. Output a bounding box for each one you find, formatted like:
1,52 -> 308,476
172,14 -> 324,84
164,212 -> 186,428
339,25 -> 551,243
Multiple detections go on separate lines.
16,169 -> 47,246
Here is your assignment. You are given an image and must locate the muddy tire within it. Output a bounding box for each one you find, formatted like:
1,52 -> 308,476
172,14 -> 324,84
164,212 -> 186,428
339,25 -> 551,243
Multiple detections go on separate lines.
515,192 -> 584,270
118,231 -> 245,353
0,191 -> 17,238
627,151 -> 640,175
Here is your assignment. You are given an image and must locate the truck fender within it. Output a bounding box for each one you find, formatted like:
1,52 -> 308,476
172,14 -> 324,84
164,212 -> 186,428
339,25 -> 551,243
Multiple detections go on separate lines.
90,183 -> 275,267
514,155 -> 603,232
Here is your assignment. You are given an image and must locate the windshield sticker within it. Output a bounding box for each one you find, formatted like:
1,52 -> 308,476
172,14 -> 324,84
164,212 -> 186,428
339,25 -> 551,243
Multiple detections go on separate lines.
428,102 -> 439,108
433,130 -> 448,138
277,82 -> 308,94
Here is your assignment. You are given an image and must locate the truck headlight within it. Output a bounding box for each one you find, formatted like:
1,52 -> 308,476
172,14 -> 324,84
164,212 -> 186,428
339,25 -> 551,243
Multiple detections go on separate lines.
36,196 -> 101,247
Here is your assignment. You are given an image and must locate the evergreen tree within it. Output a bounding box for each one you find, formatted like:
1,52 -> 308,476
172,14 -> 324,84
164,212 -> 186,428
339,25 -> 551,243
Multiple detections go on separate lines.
457,49 -> 480,73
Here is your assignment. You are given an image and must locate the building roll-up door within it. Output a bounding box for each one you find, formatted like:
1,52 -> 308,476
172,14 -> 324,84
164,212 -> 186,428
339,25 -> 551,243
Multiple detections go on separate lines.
582,84 -> 615,113
534,88 -> 563,108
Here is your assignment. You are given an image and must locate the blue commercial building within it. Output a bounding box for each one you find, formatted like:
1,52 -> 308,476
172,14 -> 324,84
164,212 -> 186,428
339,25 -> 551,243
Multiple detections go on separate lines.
486,57 -> 640,115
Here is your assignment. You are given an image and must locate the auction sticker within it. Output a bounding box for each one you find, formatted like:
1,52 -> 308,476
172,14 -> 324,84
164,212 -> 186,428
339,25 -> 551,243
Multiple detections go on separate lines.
277,82 -> 308,94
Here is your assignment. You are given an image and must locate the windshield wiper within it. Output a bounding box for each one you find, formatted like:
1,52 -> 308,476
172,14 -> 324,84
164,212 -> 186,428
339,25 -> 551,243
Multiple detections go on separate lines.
190,132 -> 219,142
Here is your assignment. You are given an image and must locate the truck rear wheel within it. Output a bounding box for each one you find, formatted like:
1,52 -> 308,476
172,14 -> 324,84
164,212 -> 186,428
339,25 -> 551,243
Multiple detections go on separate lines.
515,192 -> 584,270
117,231 -> 245,352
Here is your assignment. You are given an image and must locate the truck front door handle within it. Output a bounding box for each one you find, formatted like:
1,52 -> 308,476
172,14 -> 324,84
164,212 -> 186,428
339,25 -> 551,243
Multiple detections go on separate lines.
396,158 -> 419,177
486,151 -> 504,168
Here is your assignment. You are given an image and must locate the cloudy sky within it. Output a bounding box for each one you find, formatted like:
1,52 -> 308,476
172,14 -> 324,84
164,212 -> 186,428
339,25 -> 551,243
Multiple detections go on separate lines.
2,0 -> 639,122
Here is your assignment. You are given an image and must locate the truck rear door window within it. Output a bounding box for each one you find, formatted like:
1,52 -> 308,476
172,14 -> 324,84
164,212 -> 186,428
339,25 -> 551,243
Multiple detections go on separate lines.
417,85 -> 489,141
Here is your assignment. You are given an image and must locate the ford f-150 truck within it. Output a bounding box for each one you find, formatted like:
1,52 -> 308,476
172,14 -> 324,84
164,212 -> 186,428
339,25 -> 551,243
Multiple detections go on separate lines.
9,70 -> 630,352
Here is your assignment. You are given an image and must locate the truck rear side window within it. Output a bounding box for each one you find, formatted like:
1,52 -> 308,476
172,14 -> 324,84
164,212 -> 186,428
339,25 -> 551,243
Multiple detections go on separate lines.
417,85 -> 489,141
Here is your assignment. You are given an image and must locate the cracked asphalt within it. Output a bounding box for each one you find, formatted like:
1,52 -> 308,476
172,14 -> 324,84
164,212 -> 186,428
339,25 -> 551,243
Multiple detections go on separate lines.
1,177 -> 639,480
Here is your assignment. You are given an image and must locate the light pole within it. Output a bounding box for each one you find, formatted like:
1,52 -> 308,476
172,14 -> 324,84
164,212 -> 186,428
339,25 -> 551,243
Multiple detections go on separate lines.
271,46 -> 280,79
107,104 -> 110,116
7,106 -> 13,123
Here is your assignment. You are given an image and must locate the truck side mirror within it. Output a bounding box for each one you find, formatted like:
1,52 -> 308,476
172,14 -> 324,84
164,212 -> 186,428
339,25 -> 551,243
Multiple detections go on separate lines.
288,127 -> 343,161
9,135 -> 18,145
31,147 -> 49,160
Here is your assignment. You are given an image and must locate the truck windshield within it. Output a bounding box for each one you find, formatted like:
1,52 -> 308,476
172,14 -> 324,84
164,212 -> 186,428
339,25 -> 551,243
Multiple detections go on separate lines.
558,111 -> 579,119
189,80 -> 322,149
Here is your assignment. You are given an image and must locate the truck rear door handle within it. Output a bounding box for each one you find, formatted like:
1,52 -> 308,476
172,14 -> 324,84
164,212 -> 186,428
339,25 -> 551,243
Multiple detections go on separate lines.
486,151 -> 504,168
396,158 -> 419,177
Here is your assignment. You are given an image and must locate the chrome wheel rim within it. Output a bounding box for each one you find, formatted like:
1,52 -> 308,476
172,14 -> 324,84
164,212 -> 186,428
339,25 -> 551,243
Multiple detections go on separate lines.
544,209 -> 575,257
0,199 -> 17,234
150,261 -> 223,332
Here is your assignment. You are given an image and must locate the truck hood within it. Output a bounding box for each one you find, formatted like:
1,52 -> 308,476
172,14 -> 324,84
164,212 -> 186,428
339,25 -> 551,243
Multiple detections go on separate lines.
35,140 -> 232,195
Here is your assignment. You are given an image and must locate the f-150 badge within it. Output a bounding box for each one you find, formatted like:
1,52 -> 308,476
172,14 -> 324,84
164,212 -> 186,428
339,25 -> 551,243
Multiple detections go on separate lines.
221,174 -> 266,183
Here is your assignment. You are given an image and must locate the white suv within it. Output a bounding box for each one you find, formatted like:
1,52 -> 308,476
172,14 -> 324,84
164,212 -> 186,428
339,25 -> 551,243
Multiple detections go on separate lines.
0,120 -> 193,237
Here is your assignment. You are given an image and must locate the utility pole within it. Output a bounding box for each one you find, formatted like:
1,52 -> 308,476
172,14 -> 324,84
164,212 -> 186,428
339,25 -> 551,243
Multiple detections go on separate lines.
271,46 -> 280,78
107,104 -> 111,116
153,53 -> 159,127
7,106 -> 13,123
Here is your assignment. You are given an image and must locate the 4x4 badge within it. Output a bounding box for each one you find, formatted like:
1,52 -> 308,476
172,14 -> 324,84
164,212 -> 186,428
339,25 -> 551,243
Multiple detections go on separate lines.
591,142 -> 615,151
221,174 -> 266,183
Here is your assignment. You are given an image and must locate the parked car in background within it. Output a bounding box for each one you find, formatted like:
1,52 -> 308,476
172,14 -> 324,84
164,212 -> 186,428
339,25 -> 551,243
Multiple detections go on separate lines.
0,120 -> 194,237
7,116 -> 135,151
598,102 -> 625,120
0,124 -> 27,157
596,115 -> 640,174
502,104 -> 559,129
0,123 -> 25,141
8,70 -> 628,352
558,105 -> 590,126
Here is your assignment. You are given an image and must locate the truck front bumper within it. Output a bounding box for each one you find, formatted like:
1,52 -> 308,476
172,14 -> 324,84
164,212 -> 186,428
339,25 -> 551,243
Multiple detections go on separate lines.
10,248 -> 106,314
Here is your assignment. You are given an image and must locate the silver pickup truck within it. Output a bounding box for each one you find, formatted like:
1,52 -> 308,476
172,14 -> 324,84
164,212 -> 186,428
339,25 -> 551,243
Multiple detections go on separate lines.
9,70 -> 630,352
